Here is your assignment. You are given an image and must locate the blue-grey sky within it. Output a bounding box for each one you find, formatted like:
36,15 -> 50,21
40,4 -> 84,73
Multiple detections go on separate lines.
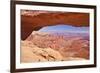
39,24 -> 89,33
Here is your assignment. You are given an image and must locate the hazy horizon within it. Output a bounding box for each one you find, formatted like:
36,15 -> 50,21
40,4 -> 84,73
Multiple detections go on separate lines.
38,24 -> 89,33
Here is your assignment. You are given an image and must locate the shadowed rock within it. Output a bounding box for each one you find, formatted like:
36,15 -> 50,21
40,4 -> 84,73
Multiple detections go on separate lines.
21,10 -> 89,40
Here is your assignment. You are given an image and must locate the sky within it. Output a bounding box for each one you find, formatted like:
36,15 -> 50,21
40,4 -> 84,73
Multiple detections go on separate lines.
39,24 -> 89,33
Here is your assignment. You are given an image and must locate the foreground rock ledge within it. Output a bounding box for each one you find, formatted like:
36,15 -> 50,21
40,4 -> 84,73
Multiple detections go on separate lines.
21,41 -> 86,63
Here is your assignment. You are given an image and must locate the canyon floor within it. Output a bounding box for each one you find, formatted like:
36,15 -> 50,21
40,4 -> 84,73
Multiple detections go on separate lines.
21,31 -> 89,63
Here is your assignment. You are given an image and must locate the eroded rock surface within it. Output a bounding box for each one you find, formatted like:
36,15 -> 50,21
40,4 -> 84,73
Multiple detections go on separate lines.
21,41 -> 65,62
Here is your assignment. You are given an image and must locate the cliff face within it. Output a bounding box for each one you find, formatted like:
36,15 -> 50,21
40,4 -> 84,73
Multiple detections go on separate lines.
21,11 -> 89,40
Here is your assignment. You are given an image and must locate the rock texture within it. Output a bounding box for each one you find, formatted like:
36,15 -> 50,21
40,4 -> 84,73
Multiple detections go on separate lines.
21,40 -> 86,63
26,31 -> 89,59
21,31 -> 89,63
21,10 -> 89,40
21,41 -> 64,62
